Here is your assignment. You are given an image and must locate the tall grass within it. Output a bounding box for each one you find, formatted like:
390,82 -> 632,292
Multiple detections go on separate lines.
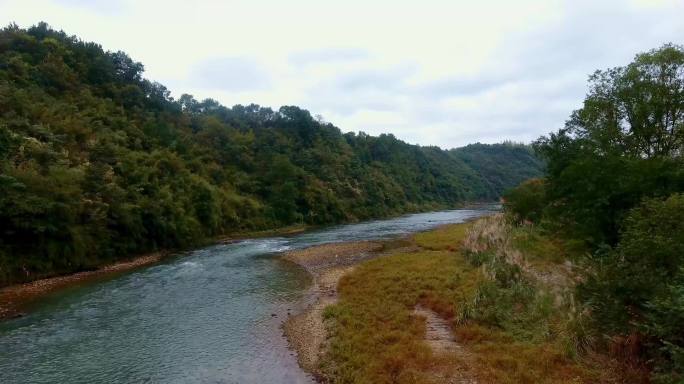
457,214 -> 646,382
319,222 -> 624,383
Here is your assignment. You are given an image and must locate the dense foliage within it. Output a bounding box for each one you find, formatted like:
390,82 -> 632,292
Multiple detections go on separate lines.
451,142 -> 544,198
502,178 -> 546,224
0,23 -> 542,286
505,44 -> 684,382
580,194 -> 684,381
535,44 -> 684,245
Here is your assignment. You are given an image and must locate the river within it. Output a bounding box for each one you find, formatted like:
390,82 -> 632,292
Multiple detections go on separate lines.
0,208 -> 493,384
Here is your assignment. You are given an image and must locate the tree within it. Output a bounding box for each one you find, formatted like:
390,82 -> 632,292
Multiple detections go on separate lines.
0,22 -> 542,286
530,44 -> 684,381
503,178 -> 546,224
536,44 -> 684,244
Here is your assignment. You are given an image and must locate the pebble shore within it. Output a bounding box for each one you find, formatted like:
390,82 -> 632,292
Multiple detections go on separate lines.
281,241 -> 384,379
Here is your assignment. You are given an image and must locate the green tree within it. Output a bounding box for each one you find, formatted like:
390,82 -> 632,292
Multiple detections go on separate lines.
0,22 -> 542,286
503,178 -> 546,224
536,44 -> 684,244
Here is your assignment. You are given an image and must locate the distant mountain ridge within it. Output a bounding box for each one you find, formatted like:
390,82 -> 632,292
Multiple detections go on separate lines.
0,23 -> 543,285
450,142 -> 545,198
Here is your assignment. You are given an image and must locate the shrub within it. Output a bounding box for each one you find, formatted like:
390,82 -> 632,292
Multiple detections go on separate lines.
579,193 -> 684,381
503,178 -> 547,224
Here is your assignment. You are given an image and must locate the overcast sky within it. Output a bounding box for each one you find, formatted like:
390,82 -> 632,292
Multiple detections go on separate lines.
2,0 -> 683,148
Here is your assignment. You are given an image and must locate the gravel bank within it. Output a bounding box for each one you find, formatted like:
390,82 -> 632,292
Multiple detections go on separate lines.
282,241 -> 384,379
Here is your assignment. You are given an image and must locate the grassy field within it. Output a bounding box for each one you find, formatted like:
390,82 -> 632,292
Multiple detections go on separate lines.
319,218 -> 635,383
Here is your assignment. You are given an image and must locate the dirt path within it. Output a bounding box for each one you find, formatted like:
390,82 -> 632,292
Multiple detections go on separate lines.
412,305 -> 478,384
414,305 -> 461,353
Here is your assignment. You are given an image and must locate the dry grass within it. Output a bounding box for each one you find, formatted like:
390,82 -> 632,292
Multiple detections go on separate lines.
319,221 -> 632,384
462,214 -> 578,303
320,226 -> 483,383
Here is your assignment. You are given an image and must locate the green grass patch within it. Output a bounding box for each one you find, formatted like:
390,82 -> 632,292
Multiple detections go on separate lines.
510,224 -> 586,266
320,224 -> 481,383
320,221 -> 621,383
413,224 -> 469,251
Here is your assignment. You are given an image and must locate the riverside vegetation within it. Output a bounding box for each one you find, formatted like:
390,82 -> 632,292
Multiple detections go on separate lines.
0,23 -> 543,286
313,219 -> 632,384
296,44 -> 684,383
2,20 -> 682,383
503,44 -> 684,383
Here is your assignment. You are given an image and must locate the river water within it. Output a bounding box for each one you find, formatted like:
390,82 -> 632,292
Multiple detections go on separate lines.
0,208 -> 492,384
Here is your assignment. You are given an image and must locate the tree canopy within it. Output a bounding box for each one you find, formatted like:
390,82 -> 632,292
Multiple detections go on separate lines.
0,23 -> 543,286
505,43 -> 684,382
535,43 -> 684,245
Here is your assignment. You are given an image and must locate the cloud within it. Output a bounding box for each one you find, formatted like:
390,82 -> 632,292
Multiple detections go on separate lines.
54,0 -> 127,14
315,0 -> 684,148
2,0 -> 683,148
190,57 -> 272,92
289,48 -> 369,67
415,76 -> 513,98
331,65 -> 416,92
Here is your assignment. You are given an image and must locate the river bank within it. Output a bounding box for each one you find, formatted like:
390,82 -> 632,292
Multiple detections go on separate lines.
0,224 -> 309,321
0,206 -> 496,323
281,238 -> 420,380
0,209 -> 492,384
0,252 -> 164,320
292,216 -> 639,383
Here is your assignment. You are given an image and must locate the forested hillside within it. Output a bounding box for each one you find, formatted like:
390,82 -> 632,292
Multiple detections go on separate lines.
0,23 -> 541,286
450,142 -> 544,198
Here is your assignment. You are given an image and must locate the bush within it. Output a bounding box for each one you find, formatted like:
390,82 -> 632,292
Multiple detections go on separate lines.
644,273 -> 684,384
579,194 -> 684,381
503,178 -> 547,224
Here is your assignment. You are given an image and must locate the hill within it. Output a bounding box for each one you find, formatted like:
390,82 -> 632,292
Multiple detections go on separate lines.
0,23 -> 542,285
450,142 -> 544,198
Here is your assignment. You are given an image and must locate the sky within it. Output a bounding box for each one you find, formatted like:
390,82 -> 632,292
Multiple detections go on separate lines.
2,0 -> 683,149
